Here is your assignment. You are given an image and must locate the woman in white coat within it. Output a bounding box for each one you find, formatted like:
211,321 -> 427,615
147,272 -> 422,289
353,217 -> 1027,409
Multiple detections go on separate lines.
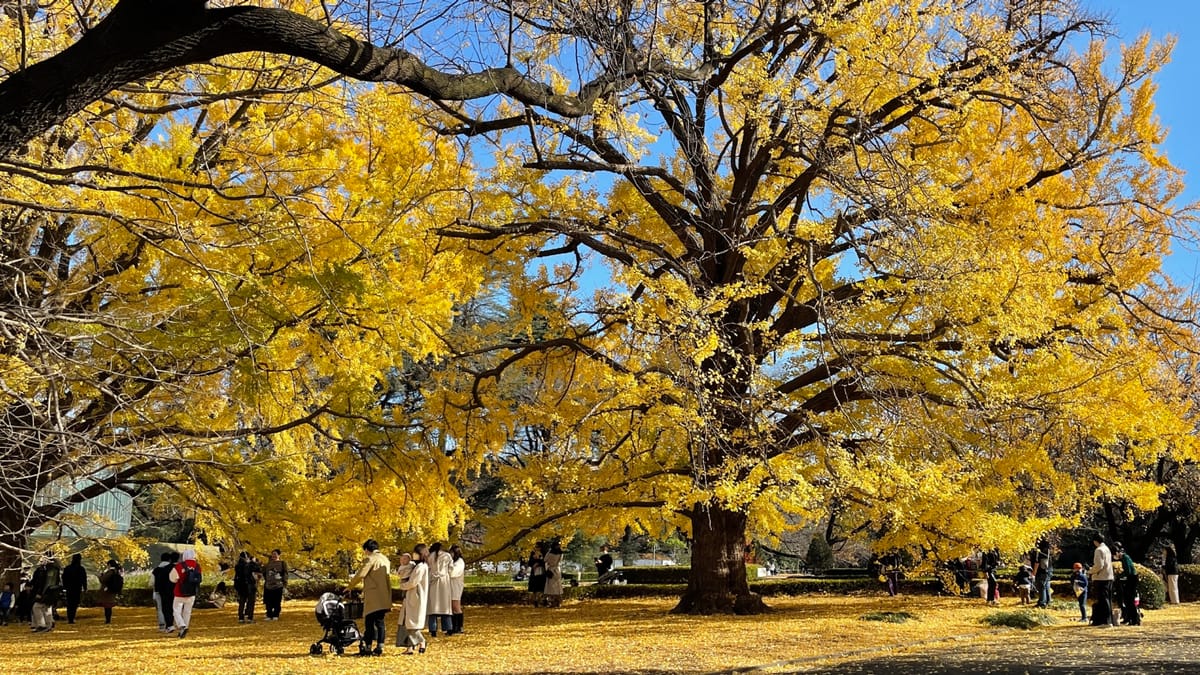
449,544 -> 466,634
426,542 -> 454,636
543,541 -> 565,607
399,544 -> 429,654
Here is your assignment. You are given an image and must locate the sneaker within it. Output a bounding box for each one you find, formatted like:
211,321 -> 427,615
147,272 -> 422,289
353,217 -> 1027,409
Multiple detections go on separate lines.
178,626 -> 189,638
166,626 -> 176,633
238,618 -> 245,624
371,647 -> 383,657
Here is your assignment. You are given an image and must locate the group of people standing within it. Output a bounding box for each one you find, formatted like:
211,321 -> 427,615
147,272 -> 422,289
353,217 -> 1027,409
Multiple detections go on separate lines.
231,549 -> 289,623
523,541 -> 565,607
344,539 -> 466,657
2,553 -> 125,632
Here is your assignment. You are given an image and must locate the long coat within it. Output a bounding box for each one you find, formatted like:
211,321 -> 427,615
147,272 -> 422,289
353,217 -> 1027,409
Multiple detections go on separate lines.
350,550 -> 392,616
427,550 -> 453,615
544,552 -> 564,596
96,569 -> 121,608
449,557 -> 465,602
399,561 -> 428,630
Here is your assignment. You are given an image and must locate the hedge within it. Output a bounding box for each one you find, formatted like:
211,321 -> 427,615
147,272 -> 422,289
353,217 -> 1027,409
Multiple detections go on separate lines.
1133,563 -> 1166,610
615,567 -> 690,584
1179,564 -> 1200,603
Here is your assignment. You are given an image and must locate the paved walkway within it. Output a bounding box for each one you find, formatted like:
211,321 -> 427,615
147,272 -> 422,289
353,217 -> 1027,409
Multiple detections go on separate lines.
734,612 -> 1200,675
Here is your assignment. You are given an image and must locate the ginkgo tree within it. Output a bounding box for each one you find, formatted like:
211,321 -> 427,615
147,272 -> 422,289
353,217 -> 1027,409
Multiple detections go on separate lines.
424,0 -> 1200,614
0,1 -> 481,575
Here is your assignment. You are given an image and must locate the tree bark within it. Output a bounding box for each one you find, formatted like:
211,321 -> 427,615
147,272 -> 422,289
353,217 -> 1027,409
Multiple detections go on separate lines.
672,503 -> 767,615
0,0 -> 607,160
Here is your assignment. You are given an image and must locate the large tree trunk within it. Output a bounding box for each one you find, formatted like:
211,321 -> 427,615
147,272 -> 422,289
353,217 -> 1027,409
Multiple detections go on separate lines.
0,510 -> 26,585
672,503 -> 767,615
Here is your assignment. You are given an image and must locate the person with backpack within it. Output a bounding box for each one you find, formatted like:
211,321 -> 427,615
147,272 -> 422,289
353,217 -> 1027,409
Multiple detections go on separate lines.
169,549 -> 202,638
96,560 -> 123,624
152,552 -> 179,632
233,552 -> 261,623
261,549 -> 288,621
62,553 -> 88,624
30,552 -> 62,632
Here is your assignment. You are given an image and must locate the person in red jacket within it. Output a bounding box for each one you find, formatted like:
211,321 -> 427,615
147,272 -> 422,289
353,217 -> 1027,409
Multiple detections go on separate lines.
168,549 -> 202,638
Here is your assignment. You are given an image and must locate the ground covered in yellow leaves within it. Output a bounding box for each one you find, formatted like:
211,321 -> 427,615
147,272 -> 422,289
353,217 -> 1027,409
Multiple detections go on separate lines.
9,596 -> 1200,674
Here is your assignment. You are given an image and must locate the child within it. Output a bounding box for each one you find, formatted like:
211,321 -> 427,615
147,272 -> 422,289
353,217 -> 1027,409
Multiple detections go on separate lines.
1071,562 -> 1089,622
1013,565 -> 1033,605
0,582 -> 13,625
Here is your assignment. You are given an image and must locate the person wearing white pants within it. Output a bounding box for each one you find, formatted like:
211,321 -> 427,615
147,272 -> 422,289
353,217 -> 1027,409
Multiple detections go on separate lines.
168,549 -> 202,638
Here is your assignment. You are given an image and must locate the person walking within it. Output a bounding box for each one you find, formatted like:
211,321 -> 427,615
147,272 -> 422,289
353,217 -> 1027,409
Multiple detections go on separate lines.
399,544 -> 430,654
262,549 -> 288,620
1089,535 -> 1114,627
1114,543 -> 1140,626
426,542 -> 453,636
169,549 -> 202,638
448,544 -> 466,634
346,539 -> 391,657
30,553 -> 62,632
1071,562 -> 1089,622
1164,545 -> 1181,605
62,553 -> 87,624
544,541 -> 564,608
153,552 -> 178,632
233,552 -> 261,623
96,560 -> 123,625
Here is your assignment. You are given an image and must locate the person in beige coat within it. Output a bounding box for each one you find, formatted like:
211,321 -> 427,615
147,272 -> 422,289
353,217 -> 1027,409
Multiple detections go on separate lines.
399,543 -> 430,654
346,539 -> 391,656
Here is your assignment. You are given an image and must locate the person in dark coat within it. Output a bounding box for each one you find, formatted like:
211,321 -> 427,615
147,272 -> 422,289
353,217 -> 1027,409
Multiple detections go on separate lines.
62,553 -> 88,624
527,543 -> 547,606
1164,545 -> 1181,605
96,560 -> 123,624
152,551 -> 180,633
15,580 -> 34,624
233,551 -> 261,623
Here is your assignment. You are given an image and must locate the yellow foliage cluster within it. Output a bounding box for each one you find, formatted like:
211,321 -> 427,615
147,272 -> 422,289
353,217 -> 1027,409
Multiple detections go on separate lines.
425,0 -> 1199,563
0,1 -> 482,561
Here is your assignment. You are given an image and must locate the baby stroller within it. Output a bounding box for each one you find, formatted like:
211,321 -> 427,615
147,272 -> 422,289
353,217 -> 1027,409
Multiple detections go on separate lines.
309,592 -> 364,655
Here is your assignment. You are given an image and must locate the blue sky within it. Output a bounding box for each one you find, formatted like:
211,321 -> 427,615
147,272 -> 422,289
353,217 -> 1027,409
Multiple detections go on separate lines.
1085,0 -> 1200,286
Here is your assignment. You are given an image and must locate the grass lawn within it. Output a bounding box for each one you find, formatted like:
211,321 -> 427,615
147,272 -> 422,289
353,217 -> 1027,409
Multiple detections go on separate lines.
9,595 -> 1198,674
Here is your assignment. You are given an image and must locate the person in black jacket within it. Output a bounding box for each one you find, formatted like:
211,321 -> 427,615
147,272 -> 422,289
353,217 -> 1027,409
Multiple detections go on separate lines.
233,552 -> 261,623
982,548 -> 1000,605
1164,545 -> 1181,605
152,552 -> 179,633
62,553 -> 88,624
